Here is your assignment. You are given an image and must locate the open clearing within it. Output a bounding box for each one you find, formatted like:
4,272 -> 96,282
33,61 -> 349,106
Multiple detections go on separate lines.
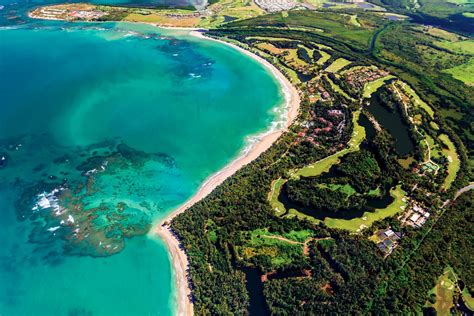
439,134 -> 460,190
325,58 -> 351,73
362,75 -> 395,99
269,178 -> 287,216
443,58 -> 474,86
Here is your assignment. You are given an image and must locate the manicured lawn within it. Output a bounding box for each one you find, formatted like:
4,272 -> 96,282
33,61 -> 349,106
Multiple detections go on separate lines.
439,134 -> 460,190
325,58 -> 351,73
326,184 -> 357,197
271,112 -> 367,224
398,156 -> 415,169
323,185 -> 407,232
362,75 -> 395,99
292,111 -> 365,178
286,48 -> 310,67
198,0 -> 264,28
425,134 -> 442,159
316,50 -> 331,65
286,208 -> 320,224
430,121 -> 440,130
349,14 -> 361,27
462,288 -> 474,312
269,178 -> 288,216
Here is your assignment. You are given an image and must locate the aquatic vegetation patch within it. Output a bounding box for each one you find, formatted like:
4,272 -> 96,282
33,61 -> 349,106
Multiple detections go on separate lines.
14,141 -> 175,258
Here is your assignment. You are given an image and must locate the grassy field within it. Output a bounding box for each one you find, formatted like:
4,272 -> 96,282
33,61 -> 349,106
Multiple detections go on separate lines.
269,178 -> 287,216
316,50 -> 331,65
439,134 -> 460,190
199,0 -> 264,28
426,267 -> 457,314
349,14 -> 361,27
124,13 -> 200,26
256,42 -> 285,54
325,58 -> 351,73
237,228 -> 311,268
325,183 -> 357,197
434,39 -> 474,86
436,39 -> 474,54
323,185 -> 407,232
292,111 -> 365,178
462,288 -> 474,311
362,75 -> 395,99
443,58 -> 474,86
425,134 -> 442,159
227,10 -> 376,49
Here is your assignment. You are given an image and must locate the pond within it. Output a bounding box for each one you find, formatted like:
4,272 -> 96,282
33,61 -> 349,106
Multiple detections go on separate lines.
366,91 -> 415,156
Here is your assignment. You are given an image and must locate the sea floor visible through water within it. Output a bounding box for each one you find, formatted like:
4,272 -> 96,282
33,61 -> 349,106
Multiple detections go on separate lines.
0,21 -> 285,315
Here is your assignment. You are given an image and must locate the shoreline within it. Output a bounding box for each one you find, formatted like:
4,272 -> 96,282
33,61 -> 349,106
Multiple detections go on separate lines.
25,11 -> 300,314
153,30 -> 300,316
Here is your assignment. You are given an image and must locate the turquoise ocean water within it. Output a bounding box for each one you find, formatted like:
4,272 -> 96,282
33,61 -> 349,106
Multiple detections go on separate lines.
0,16 -> 284,316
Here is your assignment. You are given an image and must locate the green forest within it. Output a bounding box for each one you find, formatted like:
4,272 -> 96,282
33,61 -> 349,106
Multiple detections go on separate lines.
171,8 -> 473,315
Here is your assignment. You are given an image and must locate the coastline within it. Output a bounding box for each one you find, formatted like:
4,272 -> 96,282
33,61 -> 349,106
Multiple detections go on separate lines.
26,10 -> 300,313
153,30 -> 300,316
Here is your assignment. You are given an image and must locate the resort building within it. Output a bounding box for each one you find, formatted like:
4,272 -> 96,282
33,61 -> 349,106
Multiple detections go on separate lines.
399,202 -> 431,228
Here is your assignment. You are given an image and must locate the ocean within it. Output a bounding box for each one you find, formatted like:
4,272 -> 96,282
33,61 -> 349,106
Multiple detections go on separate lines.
0,15 -> 285,316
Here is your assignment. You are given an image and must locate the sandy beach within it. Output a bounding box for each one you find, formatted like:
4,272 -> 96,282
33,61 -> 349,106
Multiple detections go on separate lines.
26,9 -> 300,313
153,30 -> 300,316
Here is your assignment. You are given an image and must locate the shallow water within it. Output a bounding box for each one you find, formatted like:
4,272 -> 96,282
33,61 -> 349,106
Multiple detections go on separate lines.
0,21 -> 284,315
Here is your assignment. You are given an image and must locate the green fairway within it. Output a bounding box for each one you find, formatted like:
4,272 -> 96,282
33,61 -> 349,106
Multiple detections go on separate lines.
362,75 -> 395,99
325,58 -> 351,73
462,288 -> 474,312
437,39 -> 474,54
292,111 -> 365,178
439,134 -> 460,190
269,178 -> 288,216
323,185 -> 407,232
316,50 -> 331,65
